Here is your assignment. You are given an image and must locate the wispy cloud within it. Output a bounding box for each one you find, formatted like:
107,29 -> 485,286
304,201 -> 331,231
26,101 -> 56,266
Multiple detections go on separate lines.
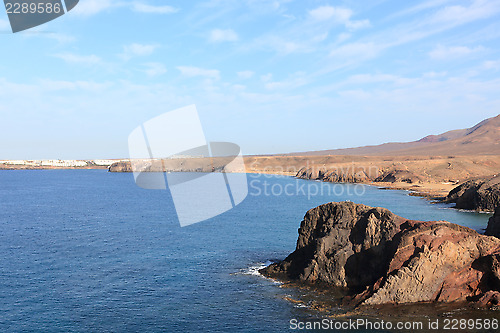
346,73 -> 417,85
0,19 -> 10,31
44,33 -> 76,43
431,0 -> 500,25
260,73 -> 273,82
249,35 -> 312,55
330,42 -> 381,59
311,32 -> 328,43
132,2 -> 178,14
177,66 -> 220,79
309,6 -> 351,22
244,0 -> 293,12
389,0 -> 455,19
143,62 -> 167,77
71,0 -> 114,16
236,4 -> 370,58
37,79 -> 113,92
17,31 -> 75,44
265,75 -> 308,90
53,53 -> 102,66
382,1 -> 500,48
237,70 -> 254,79
121,43 -> 159,60
71,0 -> 179,16
482,59 -> 500,70
5,1 -> 500,159
209,29 -> 239,43
336,33 -> 351,43
314,0 -> 500,77
429,44 -> 485,59
308,5 -> 370,30
423,71 -> 448,78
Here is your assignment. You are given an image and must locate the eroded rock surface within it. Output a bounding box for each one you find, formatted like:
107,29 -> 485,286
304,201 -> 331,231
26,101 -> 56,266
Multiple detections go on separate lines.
486,207 -> 500,239
260,202 -> 500,306
445,175 -> 500,211
296,167 -> 372,183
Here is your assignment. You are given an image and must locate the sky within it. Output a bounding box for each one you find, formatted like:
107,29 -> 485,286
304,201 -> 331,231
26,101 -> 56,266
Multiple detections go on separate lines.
1,0 -> 500,159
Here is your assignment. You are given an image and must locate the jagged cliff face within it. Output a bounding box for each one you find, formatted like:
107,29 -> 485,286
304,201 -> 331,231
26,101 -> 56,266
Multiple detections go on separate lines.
445,175 -> 500,211
295,167 -> 373,183
262,203 -> 404,289
295,165 -> 433,185
486,207 -> 500,238
260,202 -> 500,307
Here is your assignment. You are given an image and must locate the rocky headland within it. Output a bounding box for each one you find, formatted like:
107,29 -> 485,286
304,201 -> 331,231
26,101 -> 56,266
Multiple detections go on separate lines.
260,201 -> 500,308
445,175 -> 500,211
486,207 -> 500,239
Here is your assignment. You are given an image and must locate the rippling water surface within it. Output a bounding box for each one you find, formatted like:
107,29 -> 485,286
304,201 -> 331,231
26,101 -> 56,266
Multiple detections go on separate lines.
0,170 -> 496,332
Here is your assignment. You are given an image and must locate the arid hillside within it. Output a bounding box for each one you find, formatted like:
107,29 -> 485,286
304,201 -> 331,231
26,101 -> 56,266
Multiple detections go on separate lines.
289,114 -> 500,156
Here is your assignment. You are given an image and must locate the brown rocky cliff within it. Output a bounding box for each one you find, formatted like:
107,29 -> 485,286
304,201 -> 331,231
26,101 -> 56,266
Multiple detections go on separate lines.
109,161 -> 133,172
445,175 -> 500,211
261,202 -> 405,290
260,202 -> 500,306
486,207 -> 500,238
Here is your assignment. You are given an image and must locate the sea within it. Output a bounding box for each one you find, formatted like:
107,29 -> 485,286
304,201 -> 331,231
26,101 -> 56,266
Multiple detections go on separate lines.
0,170 -> 497,332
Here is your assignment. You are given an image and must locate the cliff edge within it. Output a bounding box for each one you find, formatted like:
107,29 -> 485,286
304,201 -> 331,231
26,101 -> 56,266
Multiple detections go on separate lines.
486,207 -> 500,239
445,175 -> 500,211
260,202 -> 500,307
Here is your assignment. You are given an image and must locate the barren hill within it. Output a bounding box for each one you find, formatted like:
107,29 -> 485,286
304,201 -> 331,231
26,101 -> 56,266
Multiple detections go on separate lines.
291,114 -> 500,156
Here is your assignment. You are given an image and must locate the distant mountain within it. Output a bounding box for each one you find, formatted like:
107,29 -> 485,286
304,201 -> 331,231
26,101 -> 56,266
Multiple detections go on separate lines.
290,114 -> 500,156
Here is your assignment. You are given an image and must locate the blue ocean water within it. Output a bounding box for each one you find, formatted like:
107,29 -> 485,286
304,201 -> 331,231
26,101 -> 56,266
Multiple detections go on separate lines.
0,170 -> 493,332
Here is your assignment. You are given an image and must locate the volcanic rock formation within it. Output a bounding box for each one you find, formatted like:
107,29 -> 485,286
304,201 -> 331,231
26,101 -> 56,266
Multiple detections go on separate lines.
260,202 -> 500,307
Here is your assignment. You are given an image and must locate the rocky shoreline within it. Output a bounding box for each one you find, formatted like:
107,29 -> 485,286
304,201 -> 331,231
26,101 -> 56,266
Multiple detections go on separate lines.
444,175 -> 500,212
108,155 -> 500,211
486,208 -> 500,238
293,163 -> 500,212
294,165 -> 500,211
260,201 -> 500,308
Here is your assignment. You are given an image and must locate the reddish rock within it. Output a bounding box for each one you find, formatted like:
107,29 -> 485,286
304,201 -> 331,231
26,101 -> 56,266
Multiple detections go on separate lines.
296,167 -> 373,183
260,202 -> 500,307
476,291 -> 500,307
445,175 -> 500,211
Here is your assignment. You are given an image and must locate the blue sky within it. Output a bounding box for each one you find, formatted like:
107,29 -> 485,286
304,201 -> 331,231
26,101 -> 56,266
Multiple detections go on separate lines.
1,0 -> 500,159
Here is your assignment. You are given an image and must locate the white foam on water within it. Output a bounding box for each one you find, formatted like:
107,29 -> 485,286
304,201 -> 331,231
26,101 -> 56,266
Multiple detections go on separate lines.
234,261 -> 283,284
240,261 -> 274,276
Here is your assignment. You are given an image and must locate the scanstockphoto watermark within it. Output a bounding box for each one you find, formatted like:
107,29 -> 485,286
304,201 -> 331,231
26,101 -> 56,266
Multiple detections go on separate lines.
290,318 -> 424,331
3,0 -> 79,33
128,105 -> 248,227
249,177 -> 367,200
289,318 -> 499,331
247,160 -> 381,181
127,104 -> 376,226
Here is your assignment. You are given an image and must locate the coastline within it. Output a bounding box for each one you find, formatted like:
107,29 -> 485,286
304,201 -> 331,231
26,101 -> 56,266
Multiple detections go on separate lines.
368,181 -> 455,199
2,154 -> 499,208
0,165 -> 109,171
0,159 -> 124,170
0,163 -> 462,202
